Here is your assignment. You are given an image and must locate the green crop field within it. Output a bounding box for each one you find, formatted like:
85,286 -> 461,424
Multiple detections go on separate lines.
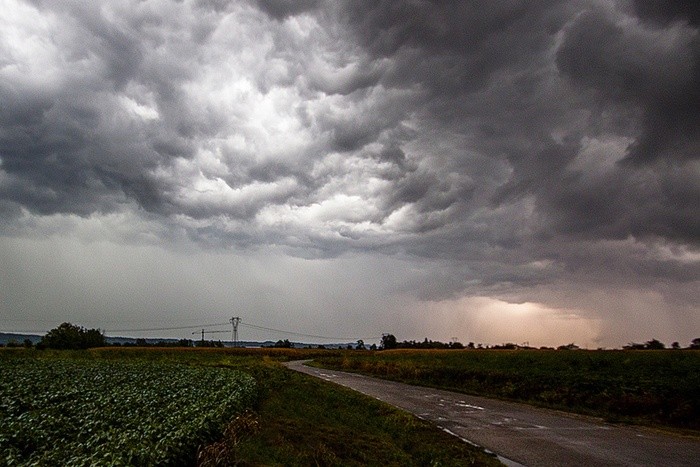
313,349 -> 700,431
0,356 -> 256,466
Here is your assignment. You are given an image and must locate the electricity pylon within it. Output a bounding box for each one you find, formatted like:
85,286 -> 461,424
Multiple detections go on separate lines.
230,317 -> 241,347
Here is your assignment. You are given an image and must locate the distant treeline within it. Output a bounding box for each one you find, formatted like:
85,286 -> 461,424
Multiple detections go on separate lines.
0,323 -> 226,350
3,324 -> 699,351
380,335 -> 467,350
620,338 -> 700,350
377,334 -> 700,351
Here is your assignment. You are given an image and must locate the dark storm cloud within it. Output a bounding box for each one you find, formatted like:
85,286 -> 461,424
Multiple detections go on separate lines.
336,0 -> 577,120
0,0 -> 253,220
254,0 -> 320,20
0,0 -> 698,309
632,0 -> 700,26
550,5 -> 699,246
556,7 -> 700,165
313,0 -> 699,299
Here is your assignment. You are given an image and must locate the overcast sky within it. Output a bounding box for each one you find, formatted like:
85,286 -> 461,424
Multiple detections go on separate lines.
1,0 -> 698,347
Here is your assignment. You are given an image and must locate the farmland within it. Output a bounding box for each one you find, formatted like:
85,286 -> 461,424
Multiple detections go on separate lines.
313,349 -> 700,431
0,348 -> 501,466
5,347 -> 697,465
0,355 -> 256,465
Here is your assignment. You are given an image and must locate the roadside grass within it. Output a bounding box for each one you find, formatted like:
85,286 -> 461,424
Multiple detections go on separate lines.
229,359 -> 502,466
312,349 -> 700,431
1,348 -> 502,466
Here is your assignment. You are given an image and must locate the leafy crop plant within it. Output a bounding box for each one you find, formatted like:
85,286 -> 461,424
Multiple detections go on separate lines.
0,358 -> 256,465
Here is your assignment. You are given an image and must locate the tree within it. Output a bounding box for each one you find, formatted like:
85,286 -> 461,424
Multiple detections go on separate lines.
195,340 -> 224,348
557,343 -> 580,351
645,339 -> 665,350
690,338 -> 700,350
356,339 -> 365,350
380,334 -> 397,350
625,339 -> 667,350
40,322 -> 105,350
41,323 -> 82,349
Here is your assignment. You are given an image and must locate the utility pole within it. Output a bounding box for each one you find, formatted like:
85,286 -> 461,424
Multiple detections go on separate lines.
230,317 -> 241,347
192,328 -> 228,345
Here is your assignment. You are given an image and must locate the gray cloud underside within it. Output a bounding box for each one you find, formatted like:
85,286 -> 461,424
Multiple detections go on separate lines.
1,0 -> 698,304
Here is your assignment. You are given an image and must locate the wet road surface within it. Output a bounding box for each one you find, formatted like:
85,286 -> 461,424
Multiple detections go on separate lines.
285,360 -> 700,467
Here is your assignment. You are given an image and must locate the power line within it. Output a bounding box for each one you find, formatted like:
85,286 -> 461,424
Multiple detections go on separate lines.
240,321 -> 381,341
105,322 -> 230,333
102,318 -> 380,342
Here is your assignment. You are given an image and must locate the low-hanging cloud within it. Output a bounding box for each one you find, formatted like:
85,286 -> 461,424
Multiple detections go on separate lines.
1,0 -> 698,346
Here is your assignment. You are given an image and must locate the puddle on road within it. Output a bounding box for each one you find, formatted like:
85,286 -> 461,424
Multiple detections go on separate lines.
513,425 -> 549,430
456,401 -> 485,410
425,395 -> 486,411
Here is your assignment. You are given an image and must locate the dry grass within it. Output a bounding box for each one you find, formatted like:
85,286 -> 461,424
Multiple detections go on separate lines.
197,410 -> 260,467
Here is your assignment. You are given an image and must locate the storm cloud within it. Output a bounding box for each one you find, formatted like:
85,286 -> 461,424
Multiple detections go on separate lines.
1,0 -> 698,347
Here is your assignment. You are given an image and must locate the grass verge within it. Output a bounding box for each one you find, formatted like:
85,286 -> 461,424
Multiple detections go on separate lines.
228,359 -> 502,466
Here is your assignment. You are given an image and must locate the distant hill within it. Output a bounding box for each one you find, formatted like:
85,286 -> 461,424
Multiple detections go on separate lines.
0,332 -> 43,345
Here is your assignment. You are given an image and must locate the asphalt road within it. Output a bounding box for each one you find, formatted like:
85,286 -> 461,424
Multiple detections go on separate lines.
285,360 -> 700,467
